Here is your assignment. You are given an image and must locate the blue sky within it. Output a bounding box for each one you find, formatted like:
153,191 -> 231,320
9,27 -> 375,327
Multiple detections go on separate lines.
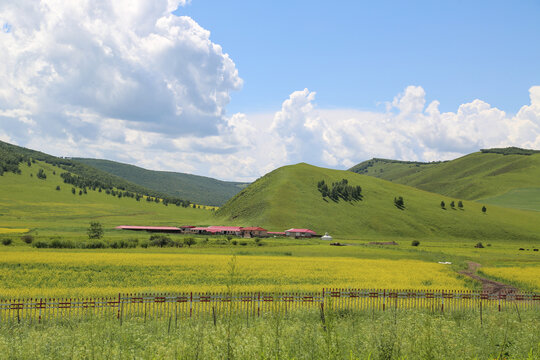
178,0 -> 540,115
1,1 -> 539,180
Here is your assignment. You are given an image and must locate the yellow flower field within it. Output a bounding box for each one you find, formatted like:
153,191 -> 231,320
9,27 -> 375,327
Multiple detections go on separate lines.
0,228 -> 29,234
480,266 -> 540,291
0,250 -> 467,298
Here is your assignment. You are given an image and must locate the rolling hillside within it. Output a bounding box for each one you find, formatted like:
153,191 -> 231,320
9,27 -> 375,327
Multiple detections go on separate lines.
73,158 -> 247,206
349,148 -> 540,210
0,140 -> 190,205
216,163 -> 540,239
0,160 -> 213,238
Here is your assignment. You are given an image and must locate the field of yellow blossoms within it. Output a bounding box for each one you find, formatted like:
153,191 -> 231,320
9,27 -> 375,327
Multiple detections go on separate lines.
0,250 -> 467,298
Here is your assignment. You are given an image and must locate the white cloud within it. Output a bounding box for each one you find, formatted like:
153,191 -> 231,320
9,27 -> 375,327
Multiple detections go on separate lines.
0,2 -> 539,183
0,0 -> 241,139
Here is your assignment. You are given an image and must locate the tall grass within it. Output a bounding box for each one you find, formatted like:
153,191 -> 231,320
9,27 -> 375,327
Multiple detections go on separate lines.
1,308 -> 538,359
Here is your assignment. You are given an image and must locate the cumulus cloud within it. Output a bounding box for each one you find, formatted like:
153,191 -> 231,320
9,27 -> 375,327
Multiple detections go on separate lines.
246,85 -> 540,172
0,2 -> 539,182
0,0 -> 241,140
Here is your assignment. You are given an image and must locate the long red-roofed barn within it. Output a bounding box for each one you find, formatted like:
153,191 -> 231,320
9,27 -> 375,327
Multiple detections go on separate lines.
115,226 -> 182,233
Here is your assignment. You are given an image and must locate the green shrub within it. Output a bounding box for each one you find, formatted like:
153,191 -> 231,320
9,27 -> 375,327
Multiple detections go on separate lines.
21,234 -> 34,244
33,241 -> 49,248
84,240 -> 107,249
50,238 -> 75,248
231,240 -> 238,245
109,238 -> 138,249
2,238 -> 12,246
411,240 -> 420,247
183,237 -> 196,247
149,234 -> 173,247
239,241 -> 247,246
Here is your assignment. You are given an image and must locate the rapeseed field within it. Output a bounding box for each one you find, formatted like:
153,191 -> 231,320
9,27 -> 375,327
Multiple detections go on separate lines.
0,250 -> 466,298
480,266 -> 540,291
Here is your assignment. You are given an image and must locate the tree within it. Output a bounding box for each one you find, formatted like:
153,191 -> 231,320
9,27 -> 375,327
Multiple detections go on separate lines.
482,206 -> 487,213
72,187 -> 76,195
440,201 -> 446,209
87,222 -> 104,239
394,196 -> 404,209
458,201 -> 464,209
55,185 -> 61,191
184,237 -> 196,248
450,201 -> 455,208
36,169 -> 47,180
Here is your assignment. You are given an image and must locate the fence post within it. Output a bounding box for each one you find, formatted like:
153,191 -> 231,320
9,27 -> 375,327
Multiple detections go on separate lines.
383,289 -> 386,311
190,292 -> 193,318
441,290 -> 444,313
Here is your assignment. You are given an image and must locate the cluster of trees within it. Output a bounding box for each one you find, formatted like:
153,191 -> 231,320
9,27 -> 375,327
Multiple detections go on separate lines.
36,168 -> 47,180
0,148 -> 25,176
394,196 -> 405,209
61,176 -> 193,207
440,200 -> 464,209
317,179 -> 362,202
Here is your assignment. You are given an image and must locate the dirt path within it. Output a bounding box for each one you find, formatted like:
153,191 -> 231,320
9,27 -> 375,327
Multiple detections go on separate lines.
459,261 -> 518,294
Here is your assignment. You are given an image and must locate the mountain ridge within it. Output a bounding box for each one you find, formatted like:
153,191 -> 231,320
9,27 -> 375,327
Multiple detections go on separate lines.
73,158 -> 248,206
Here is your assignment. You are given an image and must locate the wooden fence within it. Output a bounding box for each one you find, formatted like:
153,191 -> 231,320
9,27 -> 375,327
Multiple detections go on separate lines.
1,289 -> 539,323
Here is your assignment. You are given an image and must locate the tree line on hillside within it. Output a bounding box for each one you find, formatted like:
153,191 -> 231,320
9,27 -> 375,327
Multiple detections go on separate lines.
480,147 -> 540,156
317,179 -> 362,202
0,140 -> 193,207
61,172 -> 192,207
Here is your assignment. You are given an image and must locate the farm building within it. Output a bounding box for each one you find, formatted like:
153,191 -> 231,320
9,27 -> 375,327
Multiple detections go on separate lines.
285,228 -> 317,238
115,226 -> 182,233
182,225 -> 268,237
241,227 -> 268,238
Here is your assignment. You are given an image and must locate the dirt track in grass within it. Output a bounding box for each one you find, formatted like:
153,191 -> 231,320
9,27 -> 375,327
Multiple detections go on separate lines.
459,261 -> 518,294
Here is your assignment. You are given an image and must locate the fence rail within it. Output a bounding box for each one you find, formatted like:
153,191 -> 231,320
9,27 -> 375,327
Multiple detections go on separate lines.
1,289 -> 539,322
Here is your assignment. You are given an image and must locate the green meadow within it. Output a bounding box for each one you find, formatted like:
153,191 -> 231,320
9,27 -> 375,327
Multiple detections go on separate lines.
349,151 -> 540,206
216,163 -> 540,240
0,161 -> 213,239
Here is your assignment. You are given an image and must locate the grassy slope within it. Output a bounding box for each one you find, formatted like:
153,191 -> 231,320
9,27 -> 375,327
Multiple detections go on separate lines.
349,158 -> 441,180
216,163 -> 540,240
74,158 -> 247,206
0,161 -> 213,238
349,152 -> 540,208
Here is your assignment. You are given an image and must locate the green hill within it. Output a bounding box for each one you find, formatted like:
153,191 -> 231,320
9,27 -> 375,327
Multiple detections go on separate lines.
348,148 -> 540,210
73,158 -> 247,206
0,159 -> 213,238
0,140 -> 191,206
216,163 -> 540,239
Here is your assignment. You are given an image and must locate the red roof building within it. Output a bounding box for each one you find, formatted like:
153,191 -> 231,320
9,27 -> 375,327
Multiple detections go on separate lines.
285,228 -> 317,238
115,226 -> 182,233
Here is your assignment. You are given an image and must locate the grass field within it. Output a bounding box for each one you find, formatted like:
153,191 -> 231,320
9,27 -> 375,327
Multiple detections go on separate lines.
216,163 -> 540,240
0,161 -> 214,238
349,152 -> 540,203
481,188 -> 540,211
1,309 -> 539,359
